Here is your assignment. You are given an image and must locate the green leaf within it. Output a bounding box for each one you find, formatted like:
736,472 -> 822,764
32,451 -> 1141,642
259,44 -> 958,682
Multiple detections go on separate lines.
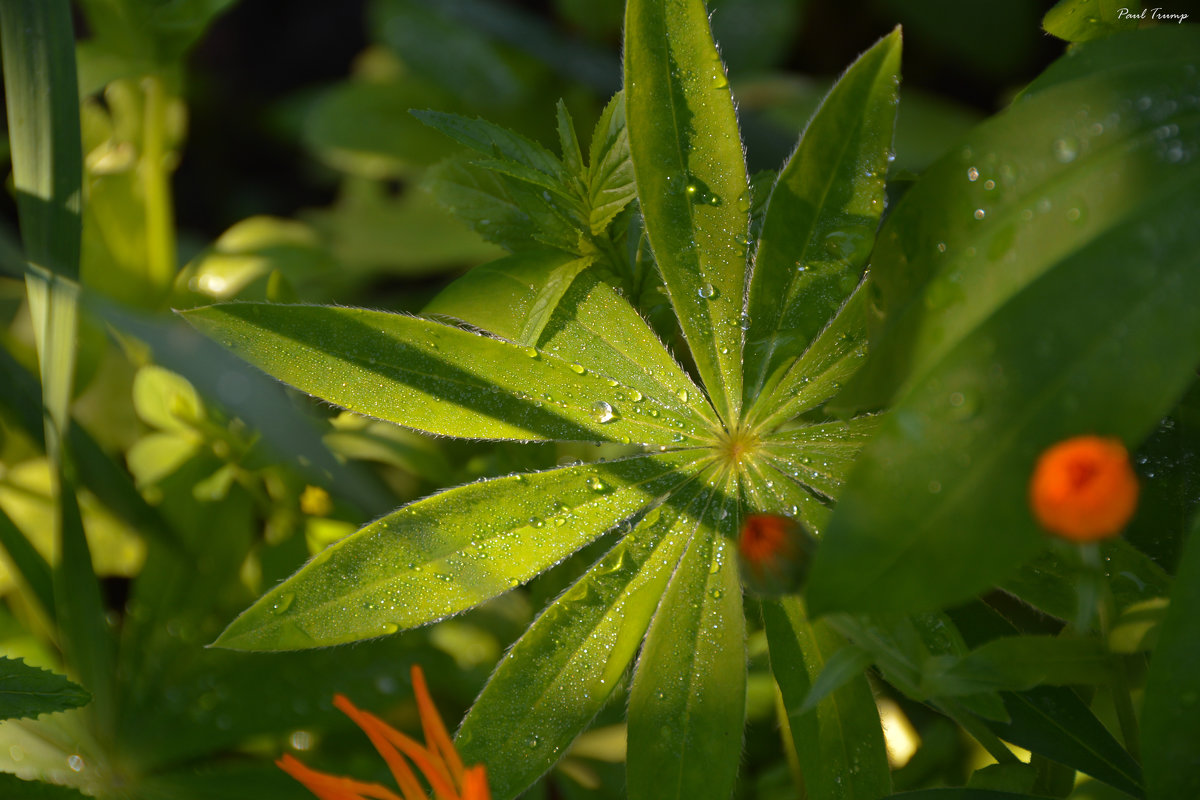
806,93 -> 1200,617
928,637 -> 1115,696
0,506 -> 56,617
215,452 -> 712,650
761,415 -> 885,502
798,642 -> 875,715
749,278 -> 871,432
880,792 -> 1058,799
422,158 -> 553,253
76,0 -> 236,65
413,110 -> 567,184
625,0 -> 749,424
184,302 -> 713,446
1043,0 -> 1142,43
834,28 -> 1200,415
627,472 -> 744,800
743,29 -> 900,407
457,476 -> 713,800
424,250 -> 593,345
587,91 -> 636,235
556,99 -> 585,179
763,597 -> 892,800
988,687 -> 1144,799
0,773 -> 89,799
1142,518 -> 1200,800
0,657 -> 90,721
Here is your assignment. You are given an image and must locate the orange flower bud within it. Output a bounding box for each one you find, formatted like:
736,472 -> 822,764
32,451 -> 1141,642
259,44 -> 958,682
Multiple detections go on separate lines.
1029,435 -> 1139,542
738,513 -> 816,596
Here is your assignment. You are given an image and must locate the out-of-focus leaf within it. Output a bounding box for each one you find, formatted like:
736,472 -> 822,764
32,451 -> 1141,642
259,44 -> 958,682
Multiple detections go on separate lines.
625,0 -> 749,424
0,657 -> 90,721
1142,517 -> 1200,800
0,506 -> 56,616
1043,0 -> 1142,43
928,637 -> 1115,696
763,597 -> 892,800
807,33 -> 1200,615
184,302 -> 713,445
743,29 -> 900,408
626,473 -> 744,800
708,0 -> 804,74
302,178 -> 502,280
0,773 -> 89,799
215,452 -> 713,650
76,0 -> 237,65
458,477 -> 712,800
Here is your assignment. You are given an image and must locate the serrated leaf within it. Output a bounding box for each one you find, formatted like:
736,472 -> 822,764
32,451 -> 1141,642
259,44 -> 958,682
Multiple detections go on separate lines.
807,49 -> 1200,616
557,99 -> 585,178
587,91 -> 636,235
0,657 -> 90,721
763,597 -> 892,800
184,302 -> 712,446
457,476 -> 712,800
413,110 -> 566,181
1142,515 -> 1200,800
215,452 -> 712,650
625,0 -> 750,424
627,473 -> 744,800
422,158 -> 546,252
424,250 -> 593,345
743,29 -> 900,407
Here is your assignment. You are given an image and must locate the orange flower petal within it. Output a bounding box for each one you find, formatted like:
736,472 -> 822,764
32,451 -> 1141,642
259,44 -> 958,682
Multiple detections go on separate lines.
411,665 -> 466,785
737,513 -> 816,595
1029,435 -> 1139,541
277,754 -> 405,800
461,766 -> 492,800
334,694 -> 429,800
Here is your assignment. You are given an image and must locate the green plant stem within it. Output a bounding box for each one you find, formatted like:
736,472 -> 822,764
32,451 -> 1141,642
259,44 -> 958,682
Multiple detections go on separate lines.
141,74 -> 177,294
1081,544 -> 1142,762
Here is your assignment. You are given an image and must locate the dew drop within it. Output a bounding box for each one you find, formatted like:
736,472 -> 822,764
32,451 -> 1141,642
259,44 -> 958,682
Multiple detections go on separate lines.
587,476 -> 609,492
590,401 -> 616,423
712,71 -> 728,89
67,755 -> 85,773
737,313 -> 752,330
524,346 -> 539,358
271,593 -> 295,615
628,389 -> 643,402
966,166 -> 979,181
569,362 -> 586,374
973,209 -> 986,220
676,388 -> 690,402
698,283 -> 716,299
1053,137 -> 1079,163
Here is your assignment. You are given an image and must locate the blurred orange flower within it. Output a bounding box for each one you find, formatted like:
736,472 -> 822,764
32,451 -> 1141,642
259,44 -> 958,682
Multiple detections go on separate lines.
1029,435 -> 1139,542
278,665 -> 490,800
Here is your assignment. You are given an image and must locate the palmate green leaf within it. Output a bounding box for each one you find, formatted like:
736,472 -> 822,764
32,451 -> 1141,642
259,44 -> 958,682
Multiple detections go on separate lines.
761,415 -> 885,502
625,0 -> 749,424
215,451 -> 712,650
1142,516 -> 1200,800
748,278 -> 870,431
763,598 -> 892,800
183,302 -> 712,446
0,657 -> 90,721
627,471 -> 744,800
457,475 -> 713,800
806,61 -> 1200,617
557,100 -> 585,179
423,158 -> 555,252
834,27 -> 1200,415
424,250 -> 594,345
743,29 -> 900,408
